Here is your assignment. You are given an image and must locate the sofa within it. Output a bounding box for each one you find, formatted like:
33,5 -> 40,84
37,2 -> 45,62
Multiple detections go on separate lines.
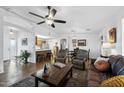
72,49 -> 89,70
87,55 -> 124,87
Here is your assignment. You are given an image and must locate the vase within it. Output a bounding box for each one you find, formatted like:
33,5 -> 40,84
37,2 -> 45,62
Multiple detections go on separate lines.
24,58 -> 28,64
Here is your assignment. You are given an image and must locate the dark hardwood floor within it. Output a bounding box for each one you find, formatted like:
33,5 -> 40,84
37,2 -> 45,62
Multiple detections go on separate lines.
0,58 -> 89,87
0,60 -> 49,87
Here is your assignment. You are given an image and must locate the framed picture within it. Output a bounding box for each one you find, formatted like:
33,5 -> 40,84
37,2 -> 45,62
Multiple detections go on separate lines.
109,27 -> 116,43
22,38 -> 28,46
72,39 -> 76,43
72,39 -> 77,47
78,39 -> 86,46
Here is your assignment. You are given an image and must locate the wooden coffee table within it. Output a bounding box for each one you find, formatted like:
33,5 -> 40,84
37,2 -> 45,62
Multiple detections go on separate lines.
32,63 -> 73,87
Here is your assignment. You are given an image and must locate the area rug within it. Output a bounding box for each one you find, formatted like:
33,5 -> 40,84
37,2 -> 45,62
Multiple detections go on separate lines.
10,68 -> 87,87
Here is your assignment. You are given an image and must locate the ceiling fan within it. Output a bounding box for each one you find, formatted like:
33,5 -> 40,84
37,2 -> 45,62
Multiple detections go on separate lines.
29,6 -> 66,28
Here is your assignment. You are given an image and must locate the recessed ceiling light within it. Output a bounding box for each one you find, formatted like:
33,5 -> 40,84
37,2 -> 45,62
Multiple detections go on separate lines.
86,28 -> 91,31
71,30 -> 75,33
10,30 -> 14,35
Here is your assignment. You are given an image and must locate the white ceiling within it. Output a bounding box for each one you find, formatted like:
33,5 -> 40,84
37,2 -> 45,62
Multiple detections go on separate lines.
1,6 -> 124,34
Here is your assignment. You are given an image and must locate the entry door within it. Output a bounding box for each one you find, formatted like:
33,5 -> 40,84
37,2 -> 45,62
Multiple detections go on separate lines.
10,38 -> 17,60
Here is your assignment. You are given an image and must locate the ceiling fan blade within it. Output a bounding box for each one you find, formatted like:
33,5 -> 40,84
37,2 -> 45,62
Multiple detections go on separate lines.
47,6 -> 51,15
54,19 -> 66,23
48,6 -> 51,10
37,21 -> 45,25
51,23 -> 55,28
29,12 -> 44,19
50,9 -> 57,17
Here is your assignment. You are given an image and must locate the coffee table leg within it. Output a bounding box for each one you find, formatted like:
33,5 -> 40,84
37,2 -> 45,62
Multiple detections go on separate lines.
35,77 -> 39,87
70,68 -> 72,77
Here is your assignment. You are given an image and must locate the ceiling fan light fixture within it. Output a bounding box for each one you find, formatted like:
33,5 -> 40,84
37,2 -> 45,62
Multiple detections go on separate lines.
29,6 -> 66,28
48,14 -> 53,19
45,19 -> 53,25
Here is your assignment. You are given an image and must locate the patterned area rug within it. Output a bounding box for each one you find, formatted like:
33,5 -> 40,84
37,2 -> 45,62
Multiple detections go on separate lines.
11,68 -> 87,87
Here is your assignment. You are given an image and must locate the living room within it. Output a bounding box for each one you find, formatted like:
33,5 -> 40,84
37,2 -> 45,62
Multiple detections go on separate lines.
0,2 -> 124,92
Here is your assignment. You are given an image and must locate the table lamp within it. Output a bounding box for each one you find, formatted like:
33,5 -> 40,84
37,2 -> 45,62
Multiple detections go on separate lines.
101,42 -> 112,57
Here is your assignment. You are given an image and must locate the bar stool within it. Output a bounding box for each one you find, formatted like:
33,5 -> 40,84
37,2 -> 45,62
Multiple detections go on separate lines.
47,52 -> 52,60
37,54 -> 46,62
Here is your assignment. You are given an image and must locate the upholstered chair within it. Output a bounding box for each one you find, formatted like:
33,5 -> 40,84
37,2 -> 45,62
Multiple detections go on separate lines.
55,49 -> 68,63
72,49 -> 89,70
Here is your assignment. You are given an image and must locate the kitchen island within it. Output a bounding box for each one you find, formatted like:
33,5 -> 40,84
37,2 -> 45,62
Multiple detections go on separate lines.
36,49 -> 52,62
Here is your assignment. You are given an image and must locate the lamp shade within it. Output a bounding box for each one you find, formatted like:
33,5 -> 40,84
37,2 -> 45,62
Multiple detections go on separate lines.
101,42 -> 112,56
102,42 -> 112,48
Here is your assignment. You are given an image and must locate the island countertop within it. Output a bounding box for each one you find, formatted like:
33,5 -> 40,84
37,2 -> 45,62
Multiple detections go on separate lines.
35,49 -> 51,52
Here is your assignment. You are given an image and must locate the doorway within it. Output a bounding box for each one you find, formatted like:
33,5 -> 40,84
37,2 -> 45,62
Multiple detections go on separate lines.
9,30 -> 17,61
10,39 -> 17,60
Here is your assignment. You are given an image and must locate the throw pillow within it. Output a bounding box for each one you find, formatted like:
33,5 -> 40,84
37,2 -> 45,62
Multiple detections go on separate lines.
94,60 -> 110,72
101,75 -> 124,87
94,57 -> 109,64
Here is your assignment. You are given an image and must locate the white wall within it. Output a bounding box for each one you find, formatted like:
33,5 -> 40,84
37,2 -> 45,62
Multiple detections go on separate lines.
122,19 -> 124,56
0,8 -> 36,63
17,30 -> 36,63
71,34 -> 100,58
3,27 -> 10,60
0,15 -> 4,73
99,9 -> 124,55
59,33 -> 100,59
3,25 -> 36,63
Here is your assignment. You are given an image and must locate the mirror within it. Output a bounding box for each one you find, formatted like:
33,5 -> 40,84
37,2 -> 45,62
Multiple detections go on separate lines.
60,39 -> 67,50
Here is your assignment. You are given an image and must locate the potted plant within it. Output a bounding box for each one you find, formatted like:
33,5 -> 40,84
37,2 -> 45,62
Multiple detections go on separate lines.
20,50 -> 31,64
